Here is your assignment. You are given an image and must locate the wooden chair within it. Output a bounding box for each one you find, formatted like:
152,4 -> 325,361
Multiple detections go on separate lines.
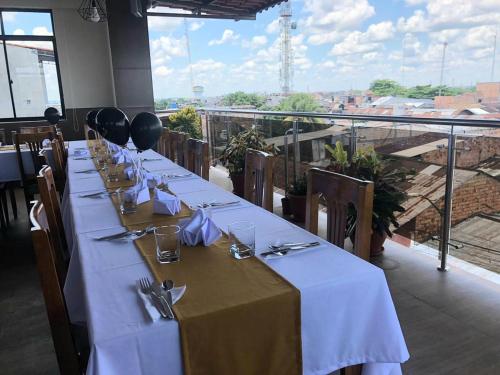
37,165 -> 68,285
244,149 -> 275,212
30,201 -> 88,374
20,127 -> 38,134
56,130 -> 68,161
157,127 -> 170,157
186,138 -> 209,180
0,128 -> 6,144
168,131 -> 188,167
12,131 -> 49,212
305,168 -> 374,261
50,137 -> 67,191
0,183 -> 17,229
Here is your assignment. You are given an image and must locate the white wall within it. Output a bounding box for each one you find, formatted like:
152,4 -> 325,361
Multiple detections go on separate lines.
0,0 -> 116,109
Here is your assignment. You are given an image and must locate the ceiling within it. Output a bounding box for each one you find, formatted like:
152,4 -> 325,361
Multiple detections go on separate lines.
150,0 -> 287,20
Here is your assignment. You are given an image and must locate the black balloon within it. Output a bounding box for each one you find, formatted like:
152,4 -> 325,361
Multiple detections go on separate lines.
44,107 -> 61,125
86,110 -> 99,130
130,112 -> 162,151
95,107 -> 130,146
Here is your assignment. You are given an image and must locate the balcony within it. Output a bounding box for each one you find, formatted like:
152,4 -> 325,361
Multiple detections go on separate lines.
1,1 -> 500,374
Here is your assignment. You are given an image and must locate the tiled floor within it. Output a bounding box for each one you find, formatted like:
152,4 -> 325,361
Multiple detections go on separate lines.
1,182 -> 499,374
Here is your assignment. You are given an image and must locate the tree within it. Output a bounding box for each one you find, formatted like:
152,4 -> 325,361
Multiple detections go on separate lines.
221,91 -> 267,108
275,93 -> 322,112
369,79 -> 406,96
167,106 -> 202,139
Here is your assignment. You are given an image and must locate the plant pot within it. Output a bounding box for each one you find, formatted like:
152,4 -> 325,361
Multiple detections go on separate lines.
281,196 -> 291,216
230,173 -> 245,198
288,194 -> 307,223
349,230 -> 388,257
370,231 -> 388,257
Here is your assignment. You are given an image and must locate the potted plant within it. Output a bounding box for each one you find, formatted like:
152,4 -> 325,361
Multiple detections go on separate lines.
220,128 -> 275,197
326,142 -> 413,256
287,173 -> 308,222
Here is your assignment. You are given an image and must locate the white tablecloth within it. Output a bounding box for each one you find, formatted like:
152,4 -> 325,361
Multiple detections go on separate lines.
0,147 -> 55,182
63,140 -> 409,375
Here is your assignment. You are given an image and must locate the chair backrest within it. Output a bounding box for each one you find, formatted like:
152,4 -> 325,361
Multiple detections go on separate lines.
20,127 -> 38,134
37,165 -> 67,286
0,128 -> 6,145
186,138 -> 209,180
157,127 -> 170,157
48,137 -> 67,191
55,131 -> 68,161
305,168 -> 374,261
244,149 -> 275,212
12,131 -> 49,183
169,131 -> 188,167
30,201 -> 80,375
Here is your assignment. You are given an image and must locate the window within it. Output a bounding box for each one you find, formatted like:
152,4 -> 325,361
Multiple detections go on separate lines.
0,9 -> 64,121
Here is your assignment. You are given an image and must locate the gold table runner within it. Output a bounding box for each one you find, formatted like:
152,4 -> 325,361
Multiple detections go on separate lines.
87,142 -> 302,375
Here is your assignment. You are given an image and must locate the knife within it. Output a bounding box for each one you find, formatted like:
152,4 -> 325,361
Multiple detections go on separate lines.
93,231 -> 130,241
152,283 -> 174,319
149,292 -> 168,319
260,242 -> 321,257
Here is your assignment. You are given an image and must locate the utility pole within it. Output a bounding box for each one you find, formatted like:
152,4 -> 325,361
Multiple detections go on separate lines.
491,30 -> 497,81
438,42 -> 448,96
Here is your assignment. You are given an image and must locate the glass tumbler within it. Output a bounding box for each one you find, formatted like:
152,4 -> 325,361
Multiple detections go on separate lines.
105,162 -> 119,182
229,221 -> 255,259
117,189 -> 138,214
155,225 -> 181,264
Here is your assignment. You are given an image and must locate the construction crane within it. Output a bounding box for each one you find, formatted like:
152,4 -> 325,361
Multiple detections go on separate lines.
279,1 -> 296,96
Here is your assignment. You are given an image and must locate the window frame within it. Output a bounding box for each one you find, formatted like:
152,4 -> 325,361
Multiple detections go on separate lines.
0,8 -> 65,122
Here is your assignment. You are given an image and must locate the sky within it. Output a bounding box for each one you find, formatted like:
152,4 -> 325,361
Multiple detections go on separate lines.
148,0 -> 500,99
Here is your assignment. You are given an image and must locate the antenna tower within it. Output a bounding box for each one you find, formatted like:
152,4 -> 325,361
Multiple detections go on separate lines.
279,1 -> 294,95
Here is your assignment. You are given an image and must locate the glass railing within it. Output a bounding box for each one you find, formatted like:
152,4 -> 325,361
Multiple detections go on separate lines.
158,108 -> 500,274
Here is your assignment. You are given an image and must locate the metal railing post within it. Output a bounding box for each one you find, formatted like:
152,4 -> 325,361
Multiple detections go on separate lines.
292,118 -> 300,184
350,119 -> 357,159
438,127 -> 457,272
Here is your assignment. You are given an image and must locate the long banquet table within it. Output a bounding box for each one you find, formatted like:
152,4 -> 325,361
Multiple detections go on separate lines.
62,140 -> 409,375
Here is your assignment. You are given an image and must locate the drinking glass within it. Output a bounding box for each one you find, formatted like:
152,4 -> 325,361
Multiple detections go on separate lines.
117,189 -> 138,214
229,221 -> 255,259
155,225 -> 181,264
105,163 -> 119,182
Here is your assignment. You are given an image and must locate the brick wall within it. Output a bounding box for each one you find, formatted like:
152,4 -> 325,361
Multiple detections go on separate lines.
407,173 -> 500,242
421,136 -> 500,168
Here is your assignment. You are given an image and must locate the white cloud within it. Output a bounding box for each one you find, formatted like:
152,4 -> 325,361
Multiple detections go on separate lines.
183,59 -> 225,73
266,19 -> 279,34
150,36 -> 186,59
329,22 -> 395,56
154,66 -> 173,76
301,0 -> 375,34
398,0 -> 500,33
318,60 -> 336,69
189,21 -> 204,31
243,35 -> 268,49
2,12 -> 15,22
148,15 -> 182,32
33,26 -> 51,36
208,29 -> 240,46
13,28 -> 25,35
405,0 -> 427,6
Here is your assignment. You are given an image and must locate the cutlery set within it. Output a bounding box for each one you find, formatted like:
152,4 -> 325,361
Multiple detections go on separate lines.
79,188 -> 121,199
74,169 -> 97,174
196,201 -> 240,209
162,173 -> 193,179
139,277 -> 175,319
94,224 -> 156,241
261,242 -> 321,258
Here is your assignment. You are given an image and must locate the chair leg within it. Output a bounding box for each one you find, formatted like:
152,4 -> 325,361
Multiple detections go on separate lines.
9,187 -> 17,220
0,195 -> 6,230
0,190 -> 9,226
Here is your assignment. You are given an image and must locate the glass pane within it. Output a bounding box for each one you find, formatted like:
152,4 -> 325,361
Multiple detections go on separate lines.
6,41 -> 62,117
0,42 -> 14,118
2,11 -> 53,36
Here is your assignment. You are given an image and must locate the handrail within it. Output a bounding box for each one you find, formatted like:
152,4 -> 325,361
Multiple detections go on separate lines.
157,107 -> 500,128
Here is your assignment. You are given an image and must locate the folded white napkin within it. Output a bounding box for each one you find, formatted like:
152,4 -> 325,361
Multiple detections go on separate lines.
145,172 -> 162,189
124,165 -> 138,180
125,180 -> 150,205
136,281 -> 186,322
153,188 -> 181,215
179,208 -> 222,247
112,150 -> 125,164
73,149 -> 90,157
108,143 -> 120,153
42,139 -> 51,148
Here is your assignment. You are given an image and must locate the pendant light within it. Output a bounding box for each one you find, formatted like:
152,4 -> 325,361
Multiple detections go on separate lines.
78,0 -> 107,23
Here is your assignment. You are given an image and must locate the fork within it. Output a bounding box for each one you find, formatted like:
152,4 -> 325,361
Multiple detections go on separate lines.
139,278 -> 168,319
141,277 -> 174,319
